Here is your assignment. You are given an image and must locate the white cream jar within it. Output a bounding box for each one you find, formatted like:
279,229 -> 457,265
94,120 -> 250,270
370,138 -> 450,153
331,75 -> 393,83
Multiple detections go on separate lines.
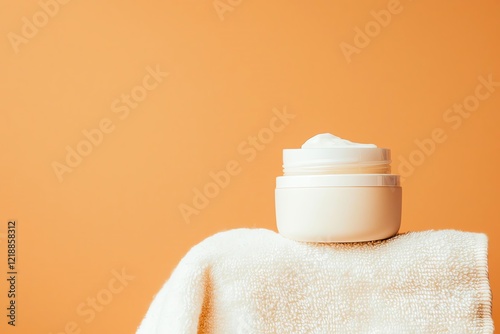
275,133 -> 402,242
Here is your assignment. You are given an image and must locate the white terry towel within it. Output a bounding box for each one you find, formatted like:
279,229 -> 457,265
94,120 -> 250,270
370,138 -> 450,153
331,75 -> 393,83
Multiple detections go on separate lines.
136,229 -> 493,334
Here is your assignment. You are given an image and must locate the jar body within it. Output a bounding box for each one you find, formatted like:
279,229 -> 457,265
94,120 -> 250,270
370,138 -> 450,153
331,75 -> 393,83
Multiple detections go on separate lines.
275,186 -> 402,242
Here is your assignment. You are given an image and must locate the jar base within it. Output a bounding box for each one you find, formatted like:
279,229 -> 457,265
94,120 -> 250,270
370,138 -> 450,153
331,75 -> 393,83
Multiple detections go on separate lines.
275,186 -> 402,243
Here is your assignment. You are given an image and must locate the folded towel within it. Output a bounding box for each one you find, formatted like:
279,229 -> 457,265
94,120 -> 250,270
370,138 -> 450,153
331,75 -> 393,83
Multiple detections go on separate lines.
136,229 -> 493,334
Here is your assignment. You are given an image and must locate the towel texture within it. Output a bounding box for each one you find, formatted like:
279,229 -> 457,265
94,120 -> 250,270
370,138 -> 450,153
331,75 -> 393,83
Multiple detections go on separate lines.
137,229 -> 493,334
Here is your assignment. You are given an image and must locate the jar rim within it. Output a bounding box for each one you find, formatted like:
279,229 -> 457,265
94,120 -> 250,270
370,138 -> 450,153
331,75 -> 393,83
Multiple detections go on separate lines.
276,174 -> 400,188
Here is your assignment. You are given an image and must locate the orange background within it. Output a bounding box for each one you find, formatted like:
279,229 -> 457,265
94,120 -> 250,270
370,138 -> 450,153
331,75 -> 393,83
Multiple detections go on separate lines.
1,0 -> 499,332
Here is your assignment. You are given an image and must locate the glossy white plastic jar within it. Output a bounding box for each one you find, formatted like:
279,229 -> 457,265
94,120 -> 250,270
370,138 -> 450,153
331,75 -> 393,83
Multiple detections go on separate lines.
275,134 -> 402,242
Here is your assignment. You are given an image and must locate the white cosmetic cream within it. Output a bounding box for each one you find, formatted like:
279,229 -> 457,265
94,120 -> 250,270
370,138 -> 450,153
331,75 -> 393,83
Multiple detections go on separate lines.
301,133 -> 377,148
275,133 -> 402,242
